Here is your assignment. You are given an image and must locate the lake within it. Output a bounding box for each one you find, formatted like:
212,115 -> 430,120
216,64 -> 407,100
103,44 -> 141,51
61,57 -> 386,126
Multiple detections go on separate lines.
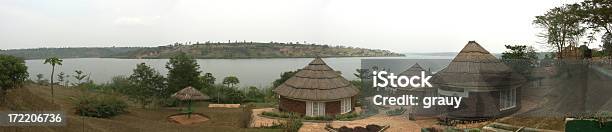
25,55 -> 455,88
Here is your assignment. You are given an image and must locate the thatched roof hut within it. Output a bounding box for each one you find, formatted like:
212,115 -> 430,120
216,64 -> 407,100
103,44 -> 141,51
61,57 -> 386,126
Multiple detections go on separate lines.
394,63 -> 441,119
434,41 -> 526,120
274,58 -> 359,116
397,63 -> 433,90
172,86 -> 210,101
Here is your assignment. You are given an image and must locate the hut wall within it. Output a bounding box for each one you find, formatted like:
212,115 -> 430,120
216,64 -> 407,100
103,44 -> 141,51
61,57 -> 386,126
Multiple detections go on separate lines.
279,96 -> 306,115
325,100 -> 341,115
412,88 -> 441,118
445,90 -> 521,120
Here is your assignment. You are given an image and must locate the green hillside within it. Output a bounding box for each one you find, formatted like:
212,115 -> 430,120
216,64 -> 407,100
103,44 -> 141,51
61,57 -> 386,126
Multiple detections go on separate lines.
0,42 -> 404,59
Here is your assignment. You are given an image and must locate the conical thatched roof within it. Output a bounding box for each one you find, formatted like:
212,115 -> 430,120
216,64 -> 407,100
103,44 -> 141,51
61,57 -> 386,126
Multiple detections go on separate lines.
399,63 -> 431,76
172,86 -> 210,101
398,63 -> 433,90
273,58 -> 359,101
433,41 -> 526,91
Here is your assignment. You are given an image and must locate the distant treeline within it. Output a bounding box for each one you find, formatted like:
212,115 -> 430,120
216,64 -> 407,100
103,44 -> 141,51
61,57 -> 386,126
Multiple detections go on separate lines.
0,42 -> 404,59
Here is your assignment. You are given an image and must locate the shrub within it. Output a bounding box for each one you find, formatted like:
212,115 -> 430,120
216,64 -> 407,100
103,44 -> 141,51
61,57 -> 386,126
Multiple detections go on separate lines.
303,115 -> 334,121
157,98 -> 180,107
285,116 -> 303,132
262,111 -> 295,118
385,107 -> 406,116
335,112 -> 359,121
73,95 -> 127,118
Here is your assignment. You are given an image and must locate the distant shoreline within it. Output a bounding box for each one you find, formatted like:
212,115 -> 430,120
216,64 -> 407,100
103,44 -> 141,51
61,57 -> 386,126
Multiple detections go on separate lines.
1,42 -> 405,60
21,56 -> 406,60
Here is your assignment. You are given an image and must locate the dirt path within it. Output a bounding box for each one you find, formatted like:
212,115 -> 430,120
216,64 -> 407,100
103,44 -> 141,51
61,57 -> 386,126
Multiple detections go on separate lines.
250,108 -> 285,127
250,108 -> 434,132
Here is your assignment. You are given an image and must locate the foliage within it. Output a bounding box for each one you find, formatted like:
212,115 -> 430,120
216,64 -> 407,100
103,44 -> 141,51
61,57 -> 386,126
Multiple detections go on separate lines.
579,45 -> 593,58
57,72 -> 65,86
0,54 -> 29,99
565,119 -> 612,132
72,94 -> 128,118
200,72 -> 215,87
353,68 -> 369,79
107,76 -> 130,93
533,4 -> 585,59
157,98 -> 180,107
603,32 -> 612,57
44,57 -> 63,101
535,0 -> 612,58
501,45 -> 539,75
335,112 -> 360,121
262,111 -> 359,121
222,76 -> 240,87
206,84 -> 246,104
36,73 -> 48,85
245,86 -> 265,102
166,52 -> 203,97
72,70 -> 88,86
125,63 -> 166,108
273,70 -> 296,88
262,111 -> 295,118
385,107 -> 406,116
285,115 -> 303,132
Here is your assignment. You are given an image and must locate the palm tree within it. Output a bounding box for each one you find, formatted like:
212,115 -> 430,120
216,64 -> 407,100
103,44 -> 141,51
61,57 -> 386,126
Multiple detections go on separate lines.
44,57 -> 63,103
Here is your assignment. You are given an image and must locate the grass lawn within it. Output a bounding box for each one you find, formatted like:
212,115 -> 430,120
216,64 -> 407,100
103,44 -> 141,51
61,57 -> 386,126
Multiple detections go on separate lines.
0,84 -> 282,132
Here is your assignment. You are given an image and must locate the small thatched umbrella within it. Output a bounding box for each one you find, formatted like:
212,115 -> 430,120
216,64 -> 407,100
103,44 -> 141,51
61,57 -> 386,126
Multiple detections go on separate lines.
172,86 -> 210,118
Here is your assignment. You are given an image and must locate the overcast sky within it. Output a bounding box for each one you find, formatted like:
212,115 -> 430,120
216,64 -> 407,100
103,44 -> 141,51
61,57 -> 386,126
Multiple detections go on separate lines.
0,0 -> 584,53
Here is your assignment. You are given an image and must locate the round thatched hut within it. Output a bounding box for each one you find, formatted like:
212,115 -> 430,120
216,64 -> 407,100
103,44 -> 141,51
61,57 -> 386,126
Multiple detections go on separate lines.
433,41 -> 526,120
396,63 -> 434,94
273,58 -> 360,117
395,63 -> 440,119
172,86 -> 210,117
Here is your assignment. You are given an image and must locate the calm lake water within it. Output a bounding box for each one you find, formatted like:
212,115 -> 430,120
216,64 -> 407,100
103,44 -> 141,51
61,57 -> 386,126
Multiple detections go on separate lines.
25,55 -> 454,88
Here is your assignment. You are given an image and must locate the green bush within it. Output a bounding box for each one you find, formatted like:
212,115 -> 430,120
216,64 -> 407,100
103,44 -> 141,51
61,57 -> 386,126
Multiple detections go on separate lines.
73,95 -> 127,118
303,115 -> 334,121
262,111 -> 295,118
157,98 -> 180,107
285,116 -> 303,132
335,112 -> 359,121
385,107 -> 406,116
263,111 -> 360,121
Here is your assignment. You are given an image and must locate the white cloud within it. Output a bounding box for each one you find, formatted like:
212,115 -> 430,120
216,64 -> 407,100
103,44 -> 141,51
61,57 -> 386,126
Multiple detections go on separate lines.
113,16 -> 160,26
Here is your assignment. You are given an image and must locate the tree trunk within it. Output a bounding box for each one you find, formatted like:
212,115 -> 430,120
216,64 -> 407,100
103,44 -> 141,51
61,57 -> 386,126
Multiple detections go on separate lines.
51,65 -> 55,103
141,99 -> 146,109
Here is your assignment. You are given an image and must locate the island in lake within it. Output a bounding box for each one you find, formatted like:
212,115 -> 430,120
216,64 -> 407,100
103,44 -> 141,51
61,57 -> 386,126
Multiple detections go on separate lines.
0,42 -> 404,59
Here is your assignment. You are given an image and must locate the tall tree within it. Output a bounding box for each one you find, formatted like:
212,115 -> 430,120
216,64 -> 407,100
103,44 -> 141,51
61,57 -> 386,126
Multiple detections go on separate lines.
603,32 -> 612,57
201,72 -> 216,87
222,76 -> 240,88
0,55 -> 29,102
127,63 -> 166,108
534,5 -> 585,59
502,45 -> 538,75
578,0 -> 612,35
44,57 -> 63,102
166,52 -> 202,97
272,70 -> 296,88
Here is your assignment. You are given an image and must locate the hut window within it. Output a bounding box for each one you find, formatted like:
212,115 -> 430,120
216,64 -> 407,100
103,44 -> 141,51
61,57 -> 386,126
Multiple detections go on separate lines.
341,98 -> 352,114
306,102 -> 325,116
499,88 -> 516,110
